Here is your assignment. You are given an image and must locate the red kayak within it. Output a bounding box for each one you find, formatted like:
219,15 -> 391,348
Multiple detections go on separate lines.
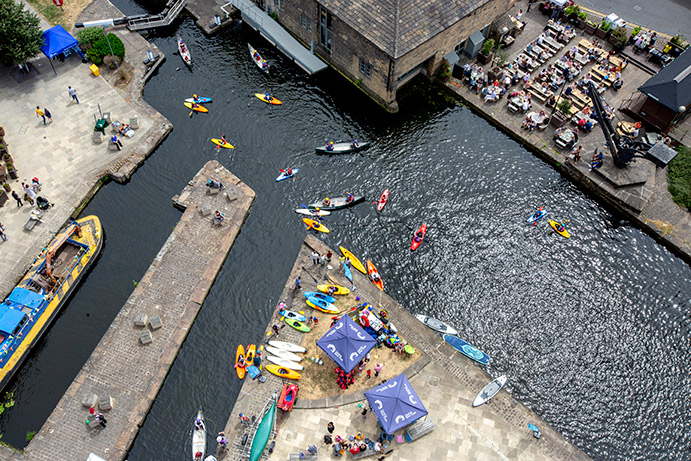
377,189 -> 389,211
411,224 -> 427,251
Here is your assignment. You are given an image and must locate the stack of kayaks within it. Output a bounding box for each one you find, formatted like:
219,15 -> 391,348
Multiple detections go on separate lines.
304,292 -> 339,314
265,340 -> 306,379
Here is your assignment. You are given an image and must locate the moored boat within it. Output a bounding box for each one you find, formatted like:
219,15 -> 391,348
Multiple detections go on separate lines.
248,43 -> 269,74
366,260 -> 384,291
0,216 -> 103,392
306,195 -> 364,211
315,141 -> 371,154
442,334 -> 490,365
192,407 -> 206,460
339,246 -> 367,274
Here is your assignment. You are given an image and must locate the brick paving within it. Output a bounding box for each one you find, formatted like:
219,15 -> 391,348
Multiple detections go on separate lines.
218,235 -> 588,461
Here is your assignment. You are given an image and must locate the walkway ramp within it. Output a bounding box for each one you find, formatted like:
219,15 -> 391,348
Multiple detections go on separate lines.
225,0 -> 327,74
127,0 -> 186,31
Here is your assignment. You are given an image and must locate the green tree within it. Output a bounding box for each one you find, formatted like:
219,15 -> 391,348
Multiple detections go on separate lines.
0,0 -> 44,65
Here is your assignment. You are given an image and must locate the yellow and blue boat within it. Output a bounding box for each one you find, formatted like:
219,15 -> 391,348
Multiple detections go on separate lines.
0,216 -> 103,391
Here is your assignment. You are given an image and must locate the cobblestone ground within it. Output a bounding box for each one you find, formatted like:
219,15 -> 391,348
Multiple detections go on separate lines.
0,161 -> 254,460
218,235 -> 588,461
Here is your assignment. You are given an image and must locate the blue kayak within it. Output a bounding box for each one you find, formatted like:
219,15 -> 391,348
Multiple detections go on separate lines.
341,260 -> 353,283
442,334 -> 490,365
527,208 -> 548,223
303,291 -> 336,304
276,168 -> 299,182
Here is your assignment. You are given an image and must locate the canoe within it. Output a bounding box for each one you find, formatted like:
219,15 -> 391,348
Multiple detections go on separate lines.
472,376 -> 508,407
317,284 -> 350,295
268,340 -> 307,353
184,102 -> 208,113
411,224 -> 427,251
442,334 -> 490,366
377,189 -> 389,211
527,208 -> 548,223
248,43 -> 269,74
549,219 -> 570,238
211,138 -> 234,149
366,260 -> 384,291
302,218 -> 329,233
339,246 -> 367,274
414,314 -> 458,336
235,344 -> 246,380
266,355 -> 304,370
265,346 -> 303,362
265,364 -> 301,380
255,93 -> 282,105
306,298 -> 339,314
341,259 -> 353,283
285,318 -> 311,332
191,407 -> 206,461
178,36 -> 191,66
303,291 -> 336,304
315,141 -> 371,154
295,208 -> 331,217
249,397 -> 277,461
246,344 -> 256,364
276,168 -> 298,181
279,308 -> 307,323
184,96 -> 212,104
306,195 -> 364,211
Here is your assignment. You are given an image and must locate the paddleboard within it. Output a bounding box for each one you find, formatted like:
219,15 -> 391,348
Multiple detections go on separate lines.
266,355 -> 304,371
303,218 -> 329,233
303,291 -> 336,304
339,246 -> 367,274
255,93 -> 282,105
414,314 -> 458,336
366,260 -> 384,291
411,224 -> 427,251
184,102 -> 208,113
306,298 -> 339,314
549,219 -> 570,238
472,375 -> 508,407
279,308 -> 307,323
265,364 -> 301,380
265,346 -> 303,362
235,344 -> 247,380
527,208 -> 548,223
295,208 -> 331,217
341,259 -> 353,283
276,168 -> 298,181
185,96 -> 212,104
377,189 -> 389,211
268,340 -> 307,353
211,138 -> 234,149
317,284 -> 350,295
442,334 -> 490,366
285,318 -> 311,332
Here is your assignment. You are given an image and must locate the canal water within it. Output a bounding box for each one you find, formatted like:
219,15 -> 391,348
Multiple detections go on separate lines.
1,12 -> 689,461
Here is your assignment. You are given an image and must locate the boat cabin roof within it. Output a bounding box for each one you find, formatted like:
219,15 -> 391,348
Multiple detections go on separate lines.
7,287 -> 44,310
0,307 -> 28,336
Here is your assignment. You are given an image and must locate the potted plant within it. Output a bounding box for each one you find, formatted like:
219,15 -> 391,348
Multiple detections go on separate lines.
2,152 -> 12,163
584,20 -> 597,35
610,27 -> 628,49
2,182 -> 9,192
577,11 -> 587,29
0,190 -> 8,207
437,59 -> 451,82
551,99 -> 572,127
629,26 -> 642,44
0,126 -> 4,137
564,5 -> 580,21
5,163 -> 17,180
596,20 -> 611,39
478,39 -> 495,64
0,165 -> 5,179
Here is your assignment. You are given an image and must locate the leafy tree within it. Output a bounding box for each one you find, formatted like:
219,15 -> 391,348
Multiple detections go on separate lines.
0,0 -> 44,65
87,33 -> 125,65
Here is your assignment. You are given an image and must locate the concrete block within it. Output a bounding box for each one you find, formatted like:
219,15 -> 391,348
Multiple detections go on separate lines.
208,187 -> 220,195
149,315 -> 162,330
200,203 -> 212,216
102,112 -> 112,124
140,330 -> 153,344
92,131 -> 103,144
81,393 -> 98,408
225,189 -> 238,202
108,142 -> 119,151
87,418 -> 102,429
134,312 -> 148,327
99,395 -> 114,411
129,116 -> 139,130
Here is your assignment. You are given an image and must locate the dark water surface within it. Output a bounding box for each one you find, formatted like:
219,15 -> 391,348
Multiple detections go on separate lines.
1,12 -> 689,461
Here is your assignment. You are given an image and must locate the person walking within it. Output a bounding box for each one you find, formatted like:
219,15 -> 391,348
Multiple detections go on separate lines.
216,431 -> 228,449
35,106 -> 46,125
11,191 -> 23,207
23,183 -> 36,205
272,324 -> 280,337
0,223 -> 7,242
320,254 -> 327,266
327,421 -> 335,434
312,251 -> 319,265
295,275 -> 302,290
44,108 -> 53,123
326,250 -> 332,262
68,86 -> 79,104
374,363 -> 383,377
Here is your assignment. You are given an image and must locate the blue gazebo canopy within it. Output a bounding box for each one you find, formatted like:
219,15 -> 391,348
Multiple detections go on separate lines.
364,374 -> 428,434
317,314 -> 376,373
40,25 -> 81,59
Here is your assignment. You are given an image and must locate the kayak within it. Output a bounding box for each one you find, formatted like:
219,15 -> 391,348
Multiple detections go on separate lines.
377,189 -> 390,211
177,36 -> 191,66
255,93 -> 282,105
279,308 -> 307,323
472,375 -> 508,407
295,208 -> 331,217
315,141 -> 371,154
302,218 -> 329,233
411,224 -> 427,251
246,344 -> 256,364
268,340 -> 307,353
303,291 -> 336,304
248,43 -> 269,74
306,195 -> 364,211
341,259 -> 353,283
414,314 -> 458,336
265,346 -> 303,362
249,397 -> 277,461
317,284 -> 350,295
191,407 -> 206,460
285,318 -> 311,332
306,298 -> 339,314
366,260 -> 384,291
442,333 -> 490,366
527,208 -> 548,223
265,364 -> 301,380
549,219 -> 570,238
266,355 -> 304,370
184,102 -> 208,113
339,246 -> 367,274
211,138 -> 234,149
235,344 -> 246,380
276,168 -> 298,181
184,96 -> 212,104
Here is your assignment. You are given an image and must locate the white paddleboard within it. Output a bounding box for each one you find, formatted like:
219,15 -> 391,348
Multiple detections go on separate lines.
294,208 -> 332,217
266,355 -> 304,371
415,314 -> 459,336
472,375 -> 507,407
268,340 -> 307,353
265,346 -> 303,362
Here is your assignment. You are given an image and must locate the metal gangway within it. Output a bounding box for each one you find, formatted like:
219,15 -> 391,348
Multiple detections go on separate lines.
223,0 -> 327,74
127,0 -> 186,31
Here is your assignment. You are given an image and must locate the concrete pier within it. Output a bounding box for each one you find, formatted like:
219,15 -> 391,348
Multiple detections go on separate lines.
0,161 -> 254,460
217,235 -> 588,461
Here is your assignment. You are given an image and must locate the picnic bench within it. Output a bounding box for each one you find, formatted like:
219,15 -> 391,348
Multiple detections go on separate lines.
528,86 -> 552,104
352,447 -> 378,459
405,418 -> 435,442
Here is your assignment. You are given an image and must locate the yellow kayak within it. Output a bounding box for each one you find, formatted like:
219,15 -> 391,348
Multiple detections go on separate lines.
339,246 -> 366,274
303,218 -> 329,233
255,93 -> 282,105
317,284 -> 350,295
211,138 -> 234,149
184,102 -> 208,113
265,364 -> 301,380
549,219 -> 570,238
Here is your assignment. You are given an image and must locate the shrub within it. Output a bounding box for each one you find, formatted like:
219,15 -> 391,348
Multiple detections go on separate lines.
481,39 -> 495,56
631,26 -> 642,37
438,59 -> 451,81
87,33 -> 125,65
671,34 -> 686,46
77,27 -> 104,45
612,27 -> 628,47
667,145 -> 691,209
558,99 -> 572,116
599,21 -> 611,32
565,5 -> 580,16
578,11 -> 588,20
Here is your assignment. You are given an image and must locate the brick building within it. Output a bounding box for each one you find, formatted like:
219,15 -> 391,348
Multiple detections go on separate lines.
268,0 -> 514,111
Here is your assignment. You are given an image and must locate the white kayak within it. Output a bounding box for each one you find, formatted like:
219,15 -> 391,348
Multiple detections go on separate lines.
295,208 -> 331,217
414,314 -> 458,336
268,340 -> 307,353
267,355 -> 304,371
472,376 -> 508,407
276,168 -> 298,182
265,345 -> 303,362
191,407 -> 206,460
178,36 -> 191,66
248,43 -> 269,73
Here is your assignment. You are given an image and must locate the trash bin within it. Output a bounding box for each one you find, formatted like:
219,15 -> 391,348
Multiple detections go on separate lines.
90,64 -> 100,77
94,118 -> 107,134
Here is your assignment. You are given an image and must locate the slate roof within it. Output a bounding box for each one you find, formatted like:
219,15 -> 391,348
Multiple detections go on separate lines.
320,0 -> 491,59
639,49 -> 691,111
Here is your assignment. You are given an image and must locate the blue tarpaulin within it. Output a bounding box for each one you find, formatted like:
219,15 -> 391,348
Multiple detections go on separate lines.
317,315 -> 376,373
364,374 -> 428,434
40,25 -> 80,59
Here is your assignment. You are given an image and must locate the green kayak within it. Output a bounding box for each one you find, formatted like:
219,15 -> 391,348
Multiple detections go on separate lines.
250,400 -> 277,461
285,318 -> 311,332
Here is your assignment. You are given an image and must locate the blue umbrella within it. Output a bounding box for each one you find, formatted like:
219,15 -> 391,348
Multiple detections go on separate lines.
364,374 -> 428,434
317,314 -> 376,372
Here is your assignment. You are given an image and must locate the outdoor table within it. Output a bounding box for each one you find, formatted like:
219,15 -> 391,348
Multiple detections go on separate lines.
529,112 -> 546,124
555,129 -> 575,149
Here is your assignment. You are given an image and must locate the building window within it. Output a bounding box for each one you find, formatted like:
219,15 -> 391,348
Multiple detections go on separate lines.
301,13 -> 311,32
319,5 -> 332,51
359,58 -> 372,78
275,0 -> 284,11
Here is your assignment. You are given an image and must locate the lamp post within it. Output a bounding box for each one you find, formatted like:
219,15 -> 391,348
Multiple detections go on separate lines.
102,26 -> 119,70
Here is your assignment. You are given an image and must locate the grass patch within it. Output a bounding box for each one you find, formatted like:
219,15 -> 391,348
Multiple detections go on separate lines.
25,431 -> 36,442
25,0 -> 93,29
667,145 -> 691,210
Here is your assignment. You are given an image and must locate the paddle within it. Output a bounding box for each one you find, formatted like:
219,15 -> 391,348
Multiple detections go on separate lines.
301,266 -> 319,283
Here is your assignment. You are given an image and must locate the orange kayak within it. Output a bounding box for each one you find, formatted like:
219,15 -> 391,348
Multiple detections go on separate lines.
366,260 -> 384,291
235,344 -> 246,379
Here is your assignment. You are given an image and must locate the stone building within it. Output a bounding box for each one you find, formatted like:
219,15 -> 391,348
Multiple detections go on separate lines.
269,0 -> 514,111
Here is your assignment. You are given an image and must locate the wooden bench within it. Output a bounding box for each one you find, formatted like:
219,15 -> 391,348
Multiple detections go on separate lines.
405,418 -> 435,442
528,87 -> 548,104
352,447 -> 378,459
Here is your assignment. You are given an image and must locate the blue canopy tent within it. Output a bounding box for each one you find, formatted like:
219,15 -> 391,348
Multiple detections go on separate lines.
40,25 -> 86,75
317,314 -> 376,373
364,374 -> 428,434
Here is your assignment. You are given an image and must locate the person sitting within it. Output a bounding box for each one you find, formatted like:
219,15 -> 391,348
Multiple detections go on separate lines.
110,134 -> 123,150
262,62 -> 268,70
414,231 -> 423,243
312,221 -> 321,229
30,209 -> 44,223
287,167 -> 293,175
351,139 -> 359,148
207,177 -> 224,189
323,197 -> 331,206
195,419 -> 205,431
371,272 -> 381,283
346,193 -> 354,203
217,432 -> 228,449
264,92 -> 273,102
584,120 -> 593,132
194,452 -> 202,460
328,286 -> 336,296
253,51 -> 259,60
220,133 -> 227,144
520,97 -> 531,113
327,141 -> 334,151
214,210 -> 224,224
